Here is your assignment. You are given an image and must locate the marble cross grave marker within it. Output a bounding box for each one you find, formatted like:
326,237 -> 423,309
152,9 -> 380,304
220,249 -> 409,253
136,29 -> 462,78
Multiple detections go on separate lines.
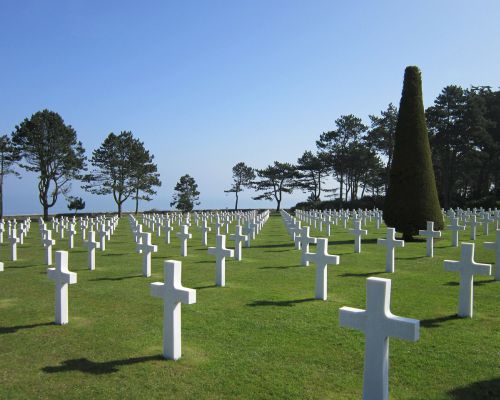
299,226 -> 317,266
349,219 -> 368,253
303,238 -> 339,300
176,225 -> 192,257
418,221 -> 441,257
208,234 -> 234,287
42,229 -> 56,265
377,228 -> 404,273
447,217 -> 465,247
444,243 -> 491,317
151,260 -> 196,360
47,251 -> 77,325
229,225 -> 247,261
339,277 -> 420,400
137,232 -> 158,277
83,230 -> 100,270
484,229 -> 500,281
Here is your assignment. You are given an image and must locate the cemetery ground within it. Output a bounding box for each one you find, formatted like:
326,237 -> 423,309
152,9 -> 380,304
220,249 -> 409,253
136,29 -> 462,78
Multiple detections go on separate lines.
1,213 -> 499,400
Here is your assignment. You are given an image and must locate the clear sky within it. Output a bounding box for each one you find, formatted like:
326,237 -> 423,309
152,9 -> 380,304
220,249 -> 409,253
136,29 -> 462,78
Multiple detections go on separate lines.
0,0 -> 498,215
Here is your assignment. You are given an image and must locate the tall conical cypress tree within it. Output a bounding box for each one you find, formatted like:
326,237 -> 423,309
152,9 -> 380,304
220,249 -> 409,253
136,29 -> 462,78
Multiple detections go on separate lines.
384,66 -> 443,240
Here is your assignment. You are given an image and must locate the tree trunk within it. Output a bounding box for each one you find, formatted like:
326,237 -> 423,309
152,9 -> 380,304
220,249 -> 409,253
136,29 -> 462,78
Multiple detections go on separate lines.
43,204 -> 49,220
135,188 -> 139,215
235,191 -> 239,211
276,198 -> 281,211
118,202 -> 122,218
0,174 -> 3,220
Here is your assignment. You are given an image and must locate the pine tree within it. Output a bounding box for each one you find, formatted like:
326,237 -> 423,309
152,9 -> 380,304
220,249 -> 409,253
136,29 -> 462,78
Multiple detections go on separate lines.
384,66 -> 443,240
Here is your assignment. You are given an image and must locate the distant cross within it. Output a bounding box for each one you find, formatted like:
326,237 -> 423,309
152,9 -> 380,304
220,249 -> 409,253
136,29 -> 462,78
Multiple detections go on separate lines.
349,219 -> 368,253
42,229 -> 56,265
418,221 -> 441,257
467,215 -> 481,240
137,232 -> 158,277
8,230 -> 20,261
377,228 -> 404,273
215,217 -> 222,235
176,225 -> 192,257
243,223 -> 252,248
299,226 -> 317,266
447,217 -> 465,247
99,224 -> 107,251
83,230 -> 100,270
208,234 -> 234,286
47,251 -> 77,325
482,213 -> 494,235
229,225 -> 247,261
164,219 -> 173,244
375,212 -> 383,230
303,238 -> 339,300
444,243 -> 491,317
200,219 -> 211,246
484,229 -> 500,281
292,221 -> 302,250
339,277 -> 420,400
151,260 -> 196,360
68,223 -> 77,249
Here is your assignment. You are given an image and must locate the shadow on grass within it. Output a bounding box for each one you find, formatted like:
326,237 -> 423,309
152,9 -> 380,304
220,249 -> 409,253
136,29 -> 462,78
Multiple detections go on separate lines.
89,275 -> 142,282
327,238 -> 378,246
194,284 -> 217,290
1,322 -> 53,334
259,265 -> 301,270
265,249 -> 291,253
444,280 -> 497,287
340,271 -> 385,278
420,314 -> 460,328
42,355 -> 164,375
247,298 -> 316,307
448,377 -> 500,399
251,243 -> 294,249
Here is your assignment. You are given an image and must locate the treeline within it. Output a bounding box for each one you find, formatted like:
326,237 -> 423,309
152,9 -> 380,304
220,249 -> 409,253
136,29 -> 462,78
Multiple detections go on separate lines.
235,85 -> 500,211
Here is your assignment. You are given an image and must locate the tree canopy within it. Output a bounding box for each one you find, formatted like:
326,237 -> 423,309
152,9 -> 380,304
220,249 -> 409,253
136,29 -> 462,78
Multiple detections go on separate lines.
170,174 -> 200,212
225,162 -> 255,210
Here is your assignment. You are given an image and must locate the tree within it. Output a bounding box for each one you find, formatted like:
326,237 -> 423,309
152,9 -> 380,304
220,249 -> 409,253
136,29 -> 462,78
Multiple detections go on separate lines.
316,115 -> 367,204
365,103 -> 398,190
225,162 -> 255,210
130,142 -> 161,215
252,161 -> 297,211
170,174 -> 200,212
83,131 -> 145,217
12,110 -> 86,219
67,196 -> 85,215
0,135 -> 21,219
384,66 -> 443,240
294,151 -> 330,202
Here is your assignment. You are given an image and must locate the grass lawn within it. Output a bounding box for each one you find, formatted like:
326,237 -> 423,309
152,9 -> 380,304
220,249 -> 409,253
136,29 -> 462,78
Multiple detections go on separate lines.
0,212 -> 499,399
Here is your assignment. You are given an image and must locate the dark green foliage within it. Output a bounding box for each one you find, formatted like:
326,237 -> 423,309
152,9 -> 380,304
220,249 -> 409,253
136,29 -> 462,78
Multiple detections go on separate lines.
170,174 -> 200,212
130,145 -> 161,215
12,110 -> 86,219
67,196 -> 85,214
252,161 -> 297,211
0,134 -> 21,219
294,151 -> 330,202
384,67 -> 443,240
225,162 -> 255,210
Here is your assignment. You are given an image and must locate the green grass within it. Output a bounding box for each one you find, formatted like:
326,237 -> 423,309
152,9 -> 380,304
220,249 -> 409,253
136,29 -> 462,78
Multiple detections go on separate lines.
0,213 -> 499,399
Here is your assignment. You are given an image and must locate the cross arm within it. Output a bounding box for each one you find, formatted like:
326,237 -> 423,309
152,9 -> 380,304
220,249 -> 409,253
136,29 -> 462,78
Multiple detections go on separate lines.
339,307 -> 366,333
386,314 -> 420,341
150,282 -> 164,298
175,287 -> 197,305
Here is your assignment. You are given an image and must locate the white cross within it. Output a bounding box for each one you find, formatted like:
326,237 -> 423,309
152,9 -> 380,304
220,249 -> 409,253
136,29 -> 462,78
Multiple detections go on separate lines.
68,223 -> 77,249
299,226 -> 317,266
176,225 -> 192,257
99,225 -> 107,251
303,238 -> 339,300
229,225 -> 247,261
482,213 -> 494,235
83,230 -> 100,270
467,215 -> 481,240
349,219 -> 368,253
243,223 -> 252,248
151,260 -> 196,360
444,243 -> 491,317
8,231 -> 20,261
377,228 -> 404,273
47,251 -> 77,325
164,219 -> 173,244
418,221 -> 441,257
447,217 -> 465,247
200,219 -> 211,246
208,234 -> 234,287
137,232 -> 158,277
339,277 -> 419,400
42,229 -> 56,265
484,229 -> 500,281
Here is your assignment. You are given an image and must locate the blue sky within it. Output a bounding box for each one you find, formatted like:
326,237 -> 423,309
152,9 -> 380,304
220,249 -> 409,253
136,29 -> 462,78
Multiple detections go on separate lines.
1,0 -> 499,215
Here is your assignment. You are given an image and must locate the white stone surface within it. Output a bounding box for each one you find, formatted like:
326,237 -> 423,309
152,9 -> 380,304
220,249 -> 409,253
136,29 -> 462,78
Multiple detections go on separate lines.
151,260 -> 196,360
42,229 -> 56,265
137,232 -> 158,277
47,251 -> 77,325
8,231 -> 19,261
176,225 -> 192,257
299,226 -> 317,266
83,231 -> 100,270
444,243 -> 491,318
484,229 -> 500,281
229,225 -> 247,261
339,277 -> 419,400
208,234 -> 234,287
447,217 -> 465,247
418,221 -> 441,257
377,228 -> 404,273
349,219 -> 368,253
303,238 -> 339,300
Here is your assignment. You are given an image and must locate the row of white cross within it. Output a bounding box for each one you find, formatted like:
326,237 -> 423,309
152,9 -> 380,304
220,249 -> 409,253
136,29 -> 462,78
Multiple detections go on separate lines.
282,209 -> 499,400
